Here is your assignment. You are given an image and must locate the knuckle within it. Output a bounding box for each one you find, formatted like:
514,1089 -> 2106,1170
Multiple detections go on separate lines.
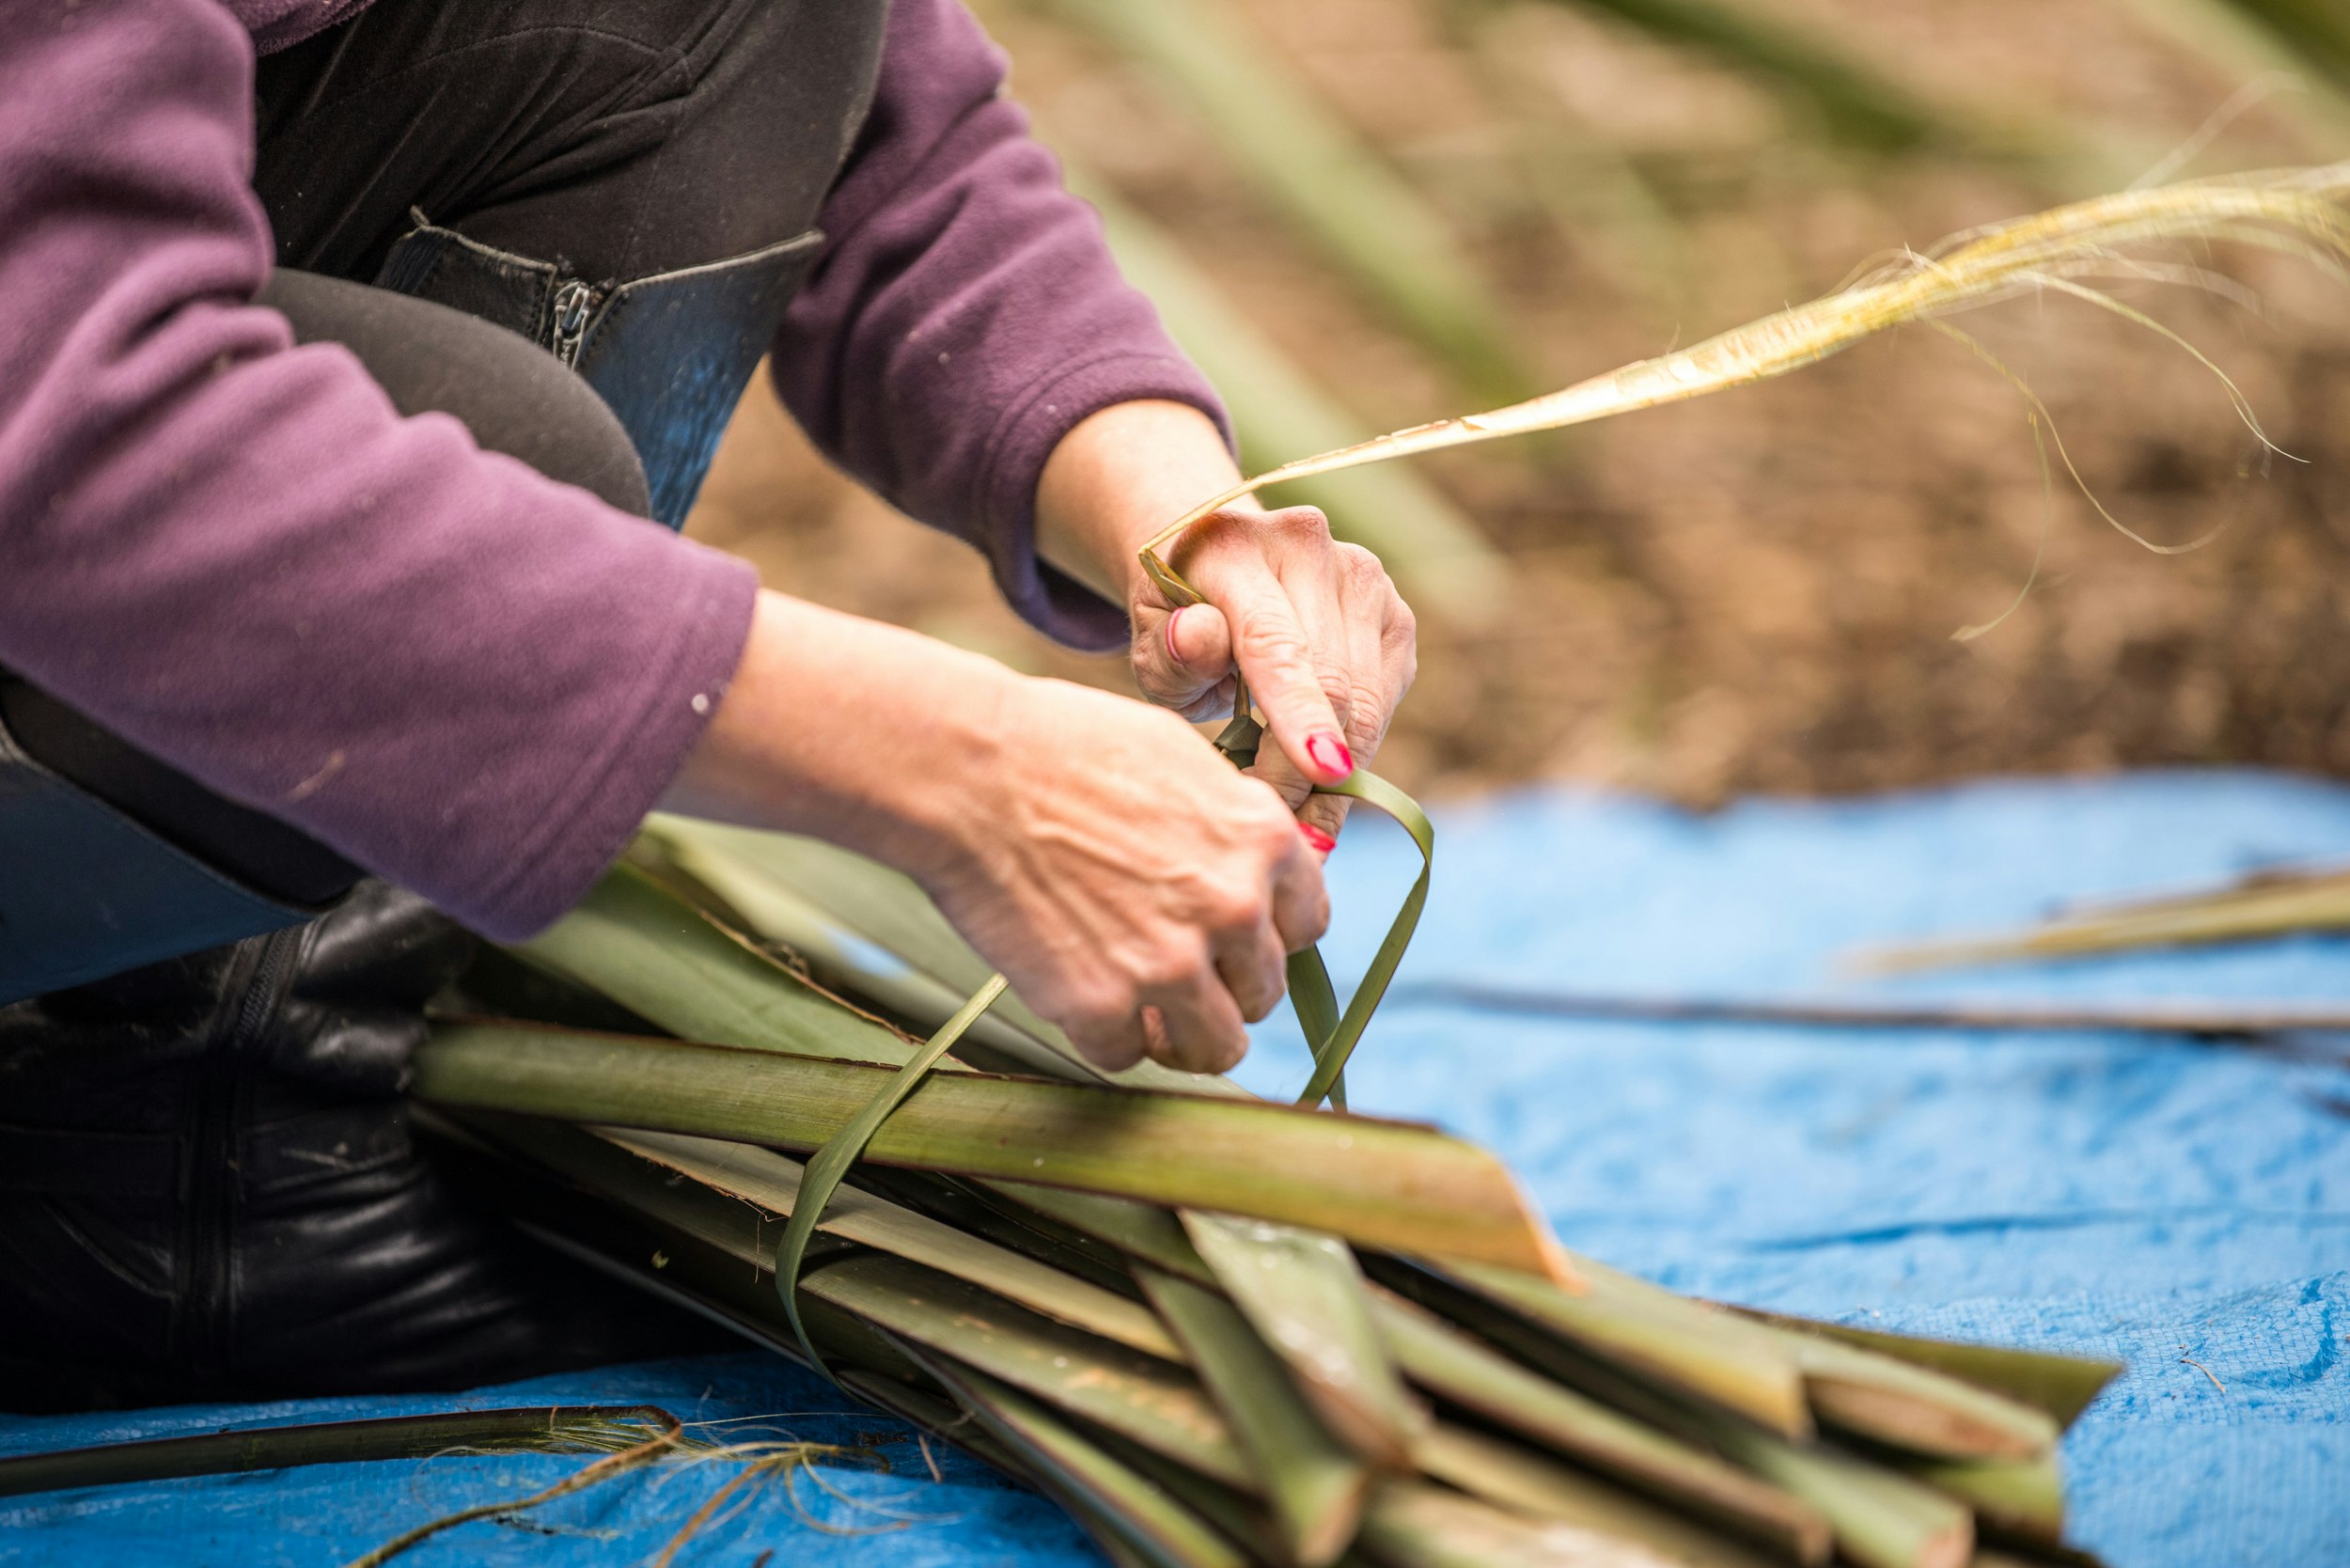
1337,542 -> 1387,585
1207,875 -> 1269,930
1134,942 -> 1210,996
1229,959 -> 1276,1008
1240,792 -> 1301,846
1060,996 -> 1125,1044
1302,894 -> 1332,946
1060,973 -> 1136,1032
1083,1027 -> 1149,1070
1275,505 -> 1334,541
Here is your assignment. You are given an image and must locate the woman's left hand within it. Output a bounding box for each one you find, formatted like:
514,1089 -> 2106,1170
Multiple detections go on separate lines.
1037,400 -> 1418,849
1125,502 -> 1415,845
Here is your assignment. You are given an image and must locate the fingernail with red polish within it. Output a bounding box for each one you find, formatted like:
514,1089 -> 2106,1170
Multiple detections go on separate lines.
1164,605 -> 1187,666
1299,823 -> 1337,855
1305,732 -> 1355,780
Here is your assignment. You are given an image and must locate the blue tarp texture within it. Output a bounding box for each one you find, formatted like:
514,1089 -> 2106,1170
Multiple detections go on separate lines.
3,768 -> 2345,1566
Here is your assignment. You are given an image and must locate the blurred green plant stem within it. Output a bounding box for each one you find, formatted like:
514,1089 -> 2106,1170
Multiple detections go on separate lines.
1019,0 -> 1536,401
2123,0 -> 2350,142
1068,165 -> 1508,621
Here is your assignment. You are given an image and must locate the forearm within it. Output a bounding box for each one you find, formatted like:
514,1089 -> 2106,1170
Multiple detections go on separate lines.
666,400 -> 1250,855
1034,400 -> 1254,604
660,592 -> 1018,877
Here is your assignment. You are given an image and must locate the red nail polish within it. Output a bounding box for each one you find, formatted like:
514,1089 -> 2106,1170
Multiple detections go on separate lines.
1305,732 -> 1354,779
1165,605 -> 1187,666
1298,823 -> 1337,855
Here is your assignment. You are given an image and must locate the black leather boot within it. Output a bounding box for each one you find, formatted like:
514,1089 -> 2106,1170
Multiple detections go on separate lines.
0,884 -> 718,1413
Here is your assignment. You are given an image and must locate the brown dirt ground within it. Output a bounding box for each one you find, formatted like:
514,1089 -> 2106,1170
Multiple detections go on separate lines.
685,0 -> 2350,809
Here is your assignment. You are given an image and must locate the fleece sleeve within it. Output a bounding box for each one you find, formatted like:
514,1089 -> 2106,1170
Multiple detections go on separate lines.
769,0 -> 1233,652
0,0 -> 759,938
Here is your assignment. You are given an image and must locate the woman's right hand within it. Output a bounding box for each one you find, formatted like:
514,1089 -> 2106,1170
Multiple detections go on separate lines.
922,673 -> 1328,1072
663,590 -> 1328,1074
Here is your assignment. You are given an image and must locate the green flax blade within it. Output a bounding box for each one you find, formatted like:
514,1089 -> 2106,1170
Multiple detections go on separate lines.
1413,1423 -> 1782,1568
412,1022 -> 1569,1278
982,1184 -> 1220,1283
908,1353 -> 1253,1568
1360,1478 -> 1694,1568
1076,1423 -> 1300,1566
802,1252 -> 1251,1487
1184,1213 -> 1423,1468
1754,1321 -> 2059,1460
513,862 -> 918,1067
1443,1257 -> 1811,1438
773,973 -> 1008,1374
1294,771 -> 1434,1109
1854,866 -> 2350,973
1892,1450 -> 2066,1544
1700,1426 -> 1974,1568
1367,1288 -> 1827,1561
520,1121 -> 1182,1360
1138,1265 -> 1372,1566
0,1406 -> 676,1501
636,817 -> 1168,1089
1288,947 -> 1346,1111
851,1168 -> 1148,1292
996,1179 -> 1425,1475
1729,1310 -> 2121,1429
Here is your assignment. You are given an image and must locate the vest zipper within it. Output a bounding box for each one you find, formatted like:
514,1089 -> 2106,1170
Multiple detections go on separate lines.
180,923 -> 305,1384
549,278 -> 600,368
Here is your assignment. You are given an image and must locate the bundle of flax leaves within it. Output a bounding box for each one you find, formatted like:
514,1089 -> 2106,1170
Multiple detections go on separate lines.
415,816 -> 2120,1568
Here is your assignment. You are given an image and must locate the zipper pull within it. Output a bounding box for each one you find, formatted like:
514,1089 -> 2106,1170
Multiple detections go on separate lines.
549,278 -> 597,368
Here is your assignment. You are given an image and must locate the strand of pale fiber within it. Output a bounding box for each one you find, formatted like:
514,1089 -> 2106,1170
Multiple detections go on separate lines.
1141,164 -> 2350,567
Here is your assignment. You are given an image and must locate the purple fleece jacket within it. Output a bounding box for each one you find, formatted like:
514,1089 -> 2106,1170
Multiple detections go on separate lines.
0,0 -> 1225,939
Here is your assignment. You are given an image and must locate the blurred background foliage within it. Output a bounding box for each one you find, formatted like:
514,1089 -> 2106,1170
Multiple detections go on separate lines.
686,0 -> 2350,807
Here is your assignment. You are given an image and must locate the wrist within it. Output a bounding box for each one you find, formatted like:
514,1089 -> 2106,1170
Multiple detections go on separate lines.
1034,400 -> 1248,609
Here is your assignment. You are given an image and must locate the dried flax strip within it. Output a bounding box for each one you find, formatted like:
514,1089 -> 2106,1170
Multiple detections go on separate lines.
1140,164 -> 2350,604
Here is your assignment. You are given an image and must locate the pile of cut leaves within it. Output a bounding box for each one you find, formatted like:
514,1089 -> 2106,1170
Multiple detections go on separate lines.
415,816 -> 2120,1568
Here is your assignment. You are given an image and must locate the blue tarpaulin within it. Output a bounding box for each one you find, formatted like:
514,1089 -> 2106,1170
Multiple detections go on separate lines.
4,769 -> 2345,1566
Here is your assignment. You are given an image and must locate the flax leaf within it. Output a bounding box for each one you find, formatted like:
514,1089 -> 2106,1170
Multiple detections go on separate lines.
772,974 -> 1007,1373
1139,1265 -> 1372,1566
1185,1214 -> 1424,1469
413,1021 -> 1571,1278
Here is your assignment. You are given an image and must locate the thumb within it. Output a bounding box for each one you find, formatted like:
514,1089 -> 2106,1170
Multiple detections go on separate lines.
1133,601 -> 1236,714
